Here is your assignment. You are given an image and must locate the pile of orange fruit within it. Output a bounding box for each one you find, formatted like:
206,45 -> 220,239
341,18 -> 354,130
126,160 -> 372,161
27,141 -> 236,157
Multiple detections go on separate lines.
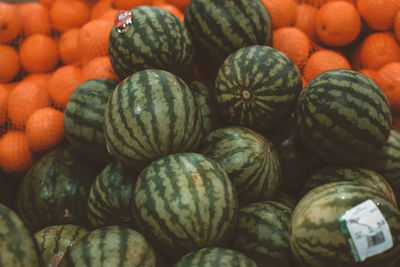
1,0 -> 400,175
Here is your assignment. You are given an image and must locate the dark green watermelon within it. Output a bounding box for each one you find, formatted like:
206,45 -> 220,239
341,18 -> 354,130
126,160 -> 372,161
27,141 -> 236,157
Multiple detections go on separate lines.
109,6 -> 194,82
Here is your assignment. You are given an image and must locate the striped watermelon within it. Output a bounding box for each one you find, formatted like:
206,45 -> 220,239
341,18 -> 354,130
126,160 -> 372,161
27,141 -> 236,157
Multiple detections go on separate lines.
295,69 -> 392,164
34,224 -> 89,266
132,152 -> 238,261
200,126 -> 281,205
0,203 -> 43,267
190,80 -> 223,135
301,165 -> 397,206
58,225 -> 158,266
88,160 -> 139,229
63,78 -> 118,164
15,146 -> 101,233
232,201 -> 293,267
214,45 -> 302,136
104,69 -> 203,172
184,0 -> 273,77
108,6 -> 194,82
290,181 -> 400,267
270,190 -> 297,211
173,247 -> 257,267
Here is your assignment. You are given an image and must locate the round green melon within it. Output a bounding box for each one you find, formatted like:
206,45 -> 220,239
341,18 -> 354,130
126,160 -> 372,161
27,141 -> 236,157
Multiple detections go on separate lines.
132,152 -> 238,261
295,69 -> 392,164
214,45 -> 302,135
58,225 -> 158,267
0,203 -> 43,267
108,6 -> 194,82
200,126 -> 281,206
63,78 -> 118,164
232,201 -> 293,267
104,69 -> 204,172
173,247 -> 257,267
34,224 -> 89,266
290,181 -> 400,267
184,0 -> 273,77
15,145 -> 101,233
88,160 -> 139,229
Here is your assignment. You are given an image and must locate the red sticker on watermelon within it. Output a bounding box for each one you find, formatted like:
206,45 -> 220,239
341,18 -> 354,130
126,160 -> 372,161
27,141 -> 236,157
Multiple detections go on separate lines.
114,10 -> 133,34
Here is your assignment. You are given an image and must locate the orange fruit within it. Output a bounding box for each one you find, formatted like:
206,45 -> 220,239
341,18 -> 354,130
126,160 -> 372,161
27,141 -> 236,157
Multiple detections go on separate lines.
261,0 -> 297,28
48,65 -> 84,108
315,1 -> 361,47
303,49 -> 351,81
295,0 -> 355,7
39,0 -> 56,8
50,0 -> 91,33
58,28 -> 80,65
19,34 -> 59,74
78,19 -> 113,64
294,4 -> 319,42
273,26 -> 311,69
26,107 -> 65,152
91,0 -> 113,20
356,0 -> 400,31
21,73 -> 52,92
111,0 -> 153,9
7,81 -> 50,129
19,2 -> 52,36
82,56 -> 119,81
154,4 -> 184,21
378,62 -> 400,93
395,10 -> 400,43
357,68 -> 384,89
0,45 -> 20,83
0,84 -> 9,126
99,9 -> 118,24
0,131 -> 33,173
360,32 -> 400,70
0,3 -> 22,43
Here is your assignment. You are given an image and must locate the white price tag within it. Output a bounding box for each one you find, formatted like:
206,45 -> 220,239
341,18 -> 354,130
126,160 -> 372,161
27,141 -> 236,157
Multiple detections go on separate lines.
339,199 -> 393,262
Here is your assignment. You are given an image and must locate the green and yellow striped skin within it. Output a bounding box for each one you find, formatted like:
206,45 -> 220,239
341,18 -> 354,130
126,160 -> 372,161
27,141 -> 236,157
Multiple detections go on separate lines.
58,226 -> 158,267
290,181 -> 400,267
200,126 -> 281,206
232,201 -> 293,267
190,80 -> 223,135
63,78 -> 118,164
132,152 -> 238,261
184,0 -> 273,75
15,146 -> 100,233
109,6 -> 194,82
214,45 -> 302,135
296,69 -> 392,164
0,203 -> 43,267
88,160 -> 139,229
34,224 -> 89,266
104,69 -> 204,172
301,165 -> 397,206
173,247 -> 257,267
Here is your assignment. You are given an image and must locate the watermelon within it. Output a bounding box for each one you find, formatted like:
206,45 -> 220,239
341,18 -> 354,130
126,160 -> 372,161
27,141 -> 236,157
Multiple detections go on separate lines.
63,78 -> 118,164
200,126 -> 281,205
108,6 -> 194,82
184,0 -> 273,78
214,45 -> 302,136
232,201 -> 293,267
295,69 -> 392,164
289,181 -> 400,267
190,80 -> 223,135
0,203 -> 43,267
173,247 -> 257,267
104,69 -> 203,172
58,225 -> 159,267
132,152 -> 238,261
34,224 -> 89,266
270,190 -> 297,211
88,160 -> 139,229
300,165 -> 398,206
15,145 -> 101,233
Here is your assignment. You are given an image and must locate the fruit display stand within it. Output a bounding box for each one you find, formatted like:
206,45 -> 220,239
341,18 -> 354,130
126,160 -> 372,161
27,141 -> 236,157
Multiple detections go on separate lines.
0,0 -> 400,266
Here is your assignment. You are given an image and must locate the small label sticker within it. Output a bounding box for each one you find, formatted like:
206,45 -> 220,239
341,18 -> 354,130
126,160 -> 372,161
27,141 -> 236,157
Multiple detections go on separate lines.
339,199 -> 393,262
114,10 -> 133,34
